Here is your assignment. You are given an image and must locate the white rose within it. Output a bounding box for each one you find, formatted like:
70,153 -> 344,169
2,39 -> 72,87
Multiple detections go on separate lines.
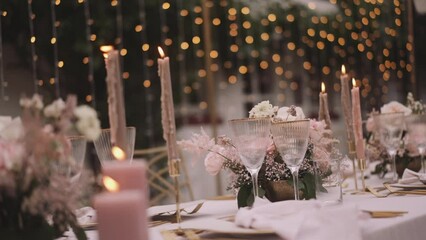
19,94 -> 44,110
276,106 -> 305,121
381,101 -> 412,116
74,106 -> 101,141
44,99 -> 66,118
249,100 -> 278,118
0,117 -> 24,141
0,116 -> 12,133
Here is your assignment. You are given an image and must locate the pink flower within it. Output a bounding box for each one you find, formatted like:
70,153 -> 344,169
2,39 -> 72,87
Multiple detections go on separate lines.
366,117 -> 375,132
204,146 -> 225,176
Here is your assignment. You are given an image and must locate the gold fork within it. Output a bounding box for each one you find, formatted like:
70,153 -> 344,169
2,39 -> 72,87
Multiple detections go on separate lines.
366,186 -> 405,198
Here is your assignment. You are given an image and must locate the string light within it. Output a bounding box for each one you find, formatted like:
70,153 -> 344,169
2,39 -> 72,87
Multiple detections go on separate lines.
27,0 -> 38,93
81,0 -> 96,107
0,10 -> 7,101
50,0 -> 60,97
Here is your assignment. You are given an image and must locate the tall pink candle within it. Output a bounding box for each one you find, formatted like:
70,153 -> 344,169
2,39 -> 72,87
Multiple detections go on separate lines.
351,78 -> 365,160
158,47 -> 180,176
340,65 -> 354,143
102,46 -> 127,157
318,82 -> 332,129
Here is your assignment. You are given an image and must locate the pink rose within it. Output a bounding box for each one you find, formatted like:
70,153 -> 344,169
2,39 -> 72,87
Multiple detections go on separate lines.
366,117 -> 375,132
204,151 -> 224,176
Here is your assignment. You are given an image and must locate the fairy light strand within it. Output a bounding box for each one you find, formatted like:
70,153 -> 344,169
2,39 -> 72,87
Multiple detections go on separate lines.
177,0 -> 189,124
27,0 -> 38,93
50,0 -> 60,97
113,0 -> 124,73
82,0 -> 96,107
0,10 -> 7,101
136,0 -> 154,143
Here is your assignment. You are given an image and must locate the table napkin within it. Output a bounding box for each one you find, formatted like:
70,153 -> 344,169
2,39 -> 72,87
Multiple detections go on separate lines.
75,206 -> 97,225
398,169 -> 425,184
235,200 -> 362,240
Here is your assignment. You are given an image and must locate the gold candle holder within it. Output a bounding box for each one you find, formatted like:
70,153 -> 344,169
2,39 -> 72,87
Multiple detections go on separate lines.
169,158 -> 181,177
169,158 -> 181,224
348,140 -> 359,191
358,158 -> 367,192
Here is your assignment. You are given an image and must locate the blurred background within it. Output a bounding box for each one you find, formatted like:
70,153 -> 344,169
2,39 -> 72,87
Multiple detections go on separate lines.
1,0 -> 425,199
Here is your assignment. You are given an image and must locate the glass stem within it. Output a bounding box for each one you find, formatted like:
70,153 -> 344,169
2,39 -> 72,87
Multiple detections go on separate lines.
389,151 -> 398,183
290,167 -> 300,200
249,169 -> 260,199
419,147 -> 425,174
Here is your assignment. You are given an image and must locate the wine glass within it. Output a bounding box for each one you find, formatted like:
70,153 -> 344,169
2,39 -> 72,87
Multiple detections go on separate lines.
228,118 -> 271,205
67,135 -> 87,181
94,126 -> 136,164
271,119 -> 310,200
373,112 -> 405,183
405,114 -> 426,173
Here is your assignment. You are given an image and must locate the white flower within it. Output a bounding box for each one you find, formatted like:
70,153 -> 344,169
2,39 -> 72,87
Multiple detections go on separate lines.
0,140 -> 25,170
249,101 -> 278,118
0,117 -> 24,141
19,94 -> 44,110
44,99 -> 66,118
381,101 -> 412,116
0,116 -> 12,133
276,106 -> 305,121
74,105 -> 101,141
366,117 -> 375,132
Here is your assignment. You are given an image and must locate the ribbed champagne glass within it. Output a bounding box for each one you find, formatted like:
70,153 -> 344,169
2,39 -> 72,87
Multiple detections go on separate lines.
228,118 -> 271,205
373,112 -> 405,183
271,119 -> 310,200
405,114 -> 426,173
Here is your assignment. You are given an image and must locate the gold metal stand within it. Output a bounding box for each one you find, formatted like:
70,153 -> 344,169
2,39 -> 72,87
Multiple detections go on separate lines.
169,158 -> 182,225
348,141 -> 359,191
358,158 -> 366,191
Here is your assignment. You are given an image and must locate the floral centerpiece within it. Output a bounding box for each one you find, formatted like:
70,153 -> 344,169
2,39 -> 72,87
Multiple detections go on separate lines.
367,93 -> 425,177
0,94 -> 101,240
179,101 -> 340,207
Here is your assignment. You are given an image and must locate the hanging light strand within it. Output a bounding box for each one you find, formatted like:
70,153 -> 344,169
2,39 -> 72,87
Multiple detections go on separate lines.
82,0 -> 96,107
0,10 -> 7,101
177,0 -> 189,124
50,0 -> 60,97
27,0 -> 38,93
113,0 -> 124,73
136,0 -> 154,144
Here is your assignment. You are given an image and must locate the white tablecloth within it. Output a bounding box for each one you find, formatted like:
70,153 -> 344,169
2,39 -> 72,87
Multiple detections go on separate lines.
65,174 -> 426,240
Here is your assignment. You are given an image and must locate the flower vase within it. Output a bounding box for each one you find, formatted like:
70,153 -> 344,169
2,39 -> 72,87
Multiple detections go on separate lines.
396,155 -> 421,177
263,180 -> 301,202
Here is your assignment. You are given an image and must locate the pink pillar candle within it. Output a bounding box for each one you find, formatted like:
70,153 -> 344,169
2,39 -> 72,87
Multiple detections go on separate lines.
102,160 -> 148,200
351,79 -> 365,160
158,47 -> 180,176
103,46 -> 127,156
94,190 -> 148,240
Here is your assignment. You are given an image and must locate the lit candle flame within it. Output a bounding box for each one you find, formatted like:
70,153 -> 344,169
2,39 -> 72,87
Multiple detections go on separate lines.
321,82 -> 326,93
100,45 -> 114,59
103,176 -> 120,192
341,65 -> 346,75
158,46 -> 165,58
352,78 -> 357,87
112,146 -> 126,161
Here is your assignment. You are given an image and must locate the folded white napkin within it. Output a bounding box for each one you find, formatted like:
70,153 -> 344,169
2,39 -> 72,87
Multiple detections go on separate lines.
235,200 -> 362,240
398,169 -> 425,184
75,206 -> 97,225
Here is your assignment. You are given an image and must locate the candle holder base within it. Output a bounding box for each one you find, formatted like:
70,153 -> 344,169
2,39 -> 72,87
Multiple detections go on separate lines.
169,158 -> 181,177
